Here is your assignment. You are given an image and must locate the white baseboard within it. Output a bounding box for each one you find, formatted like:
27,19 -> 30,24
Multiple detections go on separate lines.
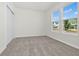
47,35 -> 79,49
15,35 -> 46,38
0,46 -> 7,54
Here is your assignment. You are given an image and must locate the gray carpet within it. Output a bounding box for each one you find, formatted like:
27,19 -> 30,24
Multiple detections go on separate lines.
0,36 -> 79,56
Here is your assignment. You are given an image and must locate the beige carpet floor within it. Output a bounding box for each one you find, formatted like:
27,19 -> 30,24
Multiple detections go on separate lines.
0,36 -> 79,56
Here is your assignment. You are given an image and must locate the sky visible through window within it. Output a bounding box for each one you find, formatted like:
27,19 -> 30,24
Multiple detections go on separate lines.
51,10 -> 60,30
64,2 -> 78,20
51,11 -> 60,22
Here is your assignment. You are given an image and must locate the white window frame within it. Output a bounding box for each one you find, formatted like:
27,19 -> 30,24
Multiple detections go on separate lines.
51,2 -> 79,36
61,2 -> 79,36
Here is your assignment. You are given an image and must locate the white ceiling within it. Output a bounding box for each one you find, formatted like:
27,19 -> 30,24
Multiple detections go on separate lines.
14,2 -> 55,11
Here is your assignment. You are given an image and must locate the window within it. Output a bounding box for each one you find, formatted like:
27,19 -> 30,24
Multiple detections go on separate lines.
51,11 -> 60,30
63,2 -> 78,32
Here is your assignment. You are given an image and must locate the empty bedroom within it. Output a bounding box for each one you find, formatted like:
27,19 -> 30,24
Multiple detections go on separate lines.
0,1 -> 79,56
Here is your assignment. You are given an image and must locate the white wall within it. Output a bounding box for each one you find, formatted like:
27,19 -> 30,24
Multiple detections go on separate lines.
0,3 -> 6,51
0,3 -> 15,53
46,2 -> 79,49
15,8 -> 46,37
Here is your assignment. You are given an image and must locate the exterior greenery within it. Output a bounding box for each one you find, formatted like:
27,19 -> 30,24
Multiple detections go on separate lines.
64,18 -> 77,32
